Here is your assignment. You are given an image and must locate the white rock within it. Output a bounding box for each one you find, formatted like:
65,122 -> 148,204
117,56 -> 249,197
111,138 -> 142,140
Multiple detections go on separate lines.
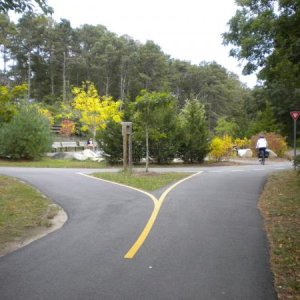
73,153 -> 88,161
237,149 -> 253,158
73,149 -> 104,161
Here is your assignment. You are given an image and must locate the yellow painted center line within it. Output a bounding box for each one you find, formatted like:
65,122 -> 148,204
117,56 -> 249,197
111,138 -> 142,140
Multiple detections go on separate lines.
77,171 -> 202,259
124,171 -> 202,259
77,172 -> 158,206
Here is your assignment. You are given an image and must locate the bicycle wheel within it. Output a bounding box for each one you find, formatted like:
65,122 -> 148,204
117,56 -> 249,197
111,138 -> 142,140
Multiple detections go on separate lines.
260,149 -> 265,165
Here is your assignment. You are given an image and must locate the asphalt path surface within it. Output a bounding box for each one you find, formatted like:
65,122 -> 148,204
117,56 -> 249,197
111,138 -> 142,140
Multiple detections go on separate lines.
0,161 -> 291,299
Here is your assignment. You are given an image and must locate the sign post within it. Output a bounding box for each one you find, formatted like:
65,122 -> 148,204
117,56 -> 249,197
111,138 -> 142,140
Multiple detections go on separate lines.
290,111 -> 300,170
122,122 -> 132,172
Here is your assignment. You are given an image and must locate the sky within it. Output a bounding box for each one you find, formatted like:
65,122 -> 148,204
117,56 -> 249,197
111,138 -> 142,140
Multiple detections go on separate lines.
47,0 -> 258,88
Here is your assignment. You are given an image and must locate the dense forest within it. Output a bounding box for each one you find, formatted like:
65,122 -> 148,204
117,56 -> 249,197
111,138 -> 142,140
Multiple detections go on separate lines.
1,0 -> 299,148
0,12 -> 252,131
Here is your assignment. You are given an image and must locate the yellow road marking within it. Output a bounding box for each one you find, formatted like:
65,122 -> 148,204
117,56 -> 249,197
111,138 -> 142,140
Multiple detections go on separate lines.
124,171 -> 202,259
77,171 -> 202,259
77,172 -> 158,206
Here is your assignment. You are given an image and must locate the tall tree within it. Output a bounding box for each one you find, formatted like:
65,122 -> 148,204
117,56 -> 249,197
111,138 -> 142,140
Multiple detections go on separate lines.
177,99 -> 209,163
223,0 -> 300,138
117,35 -> 138,102
136,41 -> 169,92
54,19 -> 74,102
10,13 -> 48,100
0,0 -> 53,14
132,90 -> 175,171
0,13 -> 15,84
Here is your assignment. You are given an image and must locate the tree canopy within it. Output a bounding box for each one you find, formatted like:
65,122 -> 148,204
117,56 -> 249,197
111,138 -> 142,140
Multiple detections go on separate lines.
223,0 -> 300,138
0,12 -> 250,133
0,0 -> 53,14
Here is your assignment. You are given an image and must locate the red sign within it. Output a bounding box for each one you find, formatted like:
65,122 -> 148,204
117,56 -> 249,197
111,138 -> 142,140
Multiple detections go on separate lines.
290,111 -> 300,121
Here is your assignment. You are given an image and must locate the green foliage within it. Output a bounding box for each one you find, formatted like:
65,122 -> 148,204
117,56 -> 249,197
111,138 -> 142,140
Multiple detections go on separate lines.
0,104 -> 52,160
96,121 -> 123,163
215,117 -> 239,138
0,175 -> 54,250
223,0 -> 300,139
148,100 -> 179,164
6,11 -> 299,142
178,99 -> 209,163
132,90 -> 178,167
0,158 -> 107,168
0,13 -> 251,134
258,171 -> 300,299
246,101 -> 279,136
0,0 -> 53,14
92,171 -> 190,192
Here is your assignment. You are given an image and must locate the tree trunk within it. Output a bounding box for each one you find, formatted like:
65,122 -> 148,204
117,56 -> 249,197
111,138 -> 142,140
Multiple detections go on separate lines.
50,47 -> 54,96
62,51 -> 66,102
105,76 -> 109,96
1,46 -> 8,85
120,74 -> 126,101
145,126 -> 149,173
27,51 -> 31,101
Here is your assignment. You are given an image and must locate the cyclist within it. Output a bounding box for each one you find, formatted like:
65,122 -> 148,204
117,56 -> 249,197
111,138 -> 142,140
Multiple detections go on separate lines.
256,134 -> 268,162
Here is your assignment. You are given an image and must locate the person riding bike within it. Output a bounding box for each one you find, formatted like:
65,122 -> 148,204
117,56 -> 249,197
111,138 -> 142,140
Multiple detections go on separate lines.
256,134 -> 268,163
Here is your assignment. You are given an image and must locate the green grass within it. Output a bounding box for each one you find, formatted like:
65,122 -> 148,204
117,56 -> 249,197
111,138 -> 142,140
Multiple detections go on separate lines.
92,171 -> 191,191
0,176 -> 58,251
258,170 -> 300,299
0,157 -> 108,168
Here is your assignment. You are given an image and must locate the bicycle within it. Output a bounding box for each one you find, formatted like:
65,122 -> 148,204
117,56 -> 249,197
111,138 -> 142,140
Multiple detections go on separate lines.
258,148 -> 269,165
259,149 -> 265,165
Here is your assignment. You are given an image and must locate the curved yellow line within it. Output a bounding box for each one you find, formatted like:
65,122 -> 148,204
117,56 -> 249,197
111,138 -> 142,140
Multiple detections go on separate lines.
124,200 -> 161,259
124,171 -> 202,259
77,171 -> 202,259
76,172 -> 158,206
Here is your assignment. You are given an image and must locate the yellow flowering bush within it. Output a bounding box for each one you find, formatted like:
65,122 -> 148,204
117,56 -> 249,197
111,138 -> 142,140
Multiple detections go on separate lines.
209,135 -> 233,161
234,137 -> 250,149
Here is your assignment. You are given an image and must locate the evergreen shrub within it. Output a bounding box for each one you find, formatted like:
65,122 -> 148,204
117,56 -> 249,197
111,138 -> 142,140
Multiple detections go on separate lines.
0,105 -> 53,160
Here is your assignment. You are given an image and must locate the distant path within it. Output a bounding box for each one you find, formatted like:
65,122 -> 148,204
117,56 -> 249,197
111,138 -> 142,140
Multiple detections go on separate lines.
0,161 -> 291,299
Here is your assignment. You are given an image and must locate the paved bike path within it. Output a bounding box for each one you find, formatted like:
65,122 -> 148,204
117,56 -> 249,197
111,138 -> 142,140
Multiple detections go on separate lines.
0,165 -> 285,299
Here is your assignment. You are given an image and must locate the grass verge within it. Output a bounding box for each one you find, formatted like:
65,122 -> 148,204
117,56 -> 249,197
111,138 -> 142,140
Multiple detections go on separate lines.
258,170 -> 300,299
0,175 -> 59,252
0,157 -> 107,168
92,171 -> 191,191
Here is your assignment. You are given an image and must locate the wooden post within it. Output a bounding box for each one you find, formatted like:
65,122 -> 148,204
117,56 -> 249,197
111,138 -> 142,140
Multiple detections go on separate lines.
122,122 -> 132,172
128,133 -> 132,172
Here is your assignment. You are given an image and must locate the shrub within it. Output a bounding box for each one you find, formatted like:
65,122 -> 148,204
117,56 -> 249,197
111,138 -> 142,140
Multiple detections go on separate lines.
209,135 -> 233,161
177,99 -> 209,163
59,119 -> 75,137
234,137 -> 251,149
0,105 -> 53,160
250,133 -> 288,157
96,121 -> 123,163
